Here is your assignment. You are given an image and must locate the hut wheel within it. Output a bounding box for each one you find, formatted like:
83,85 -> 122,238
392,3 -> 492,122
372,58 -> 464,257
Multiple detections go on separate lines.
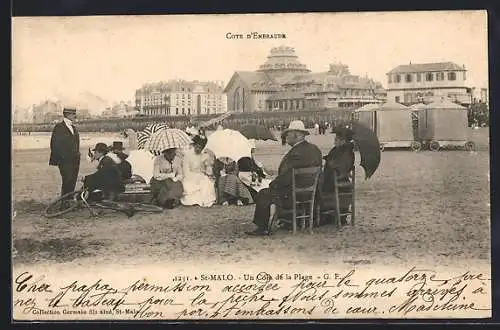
429,140 -> 440,152
410,141 -> 422,152
464,141 -> 476,151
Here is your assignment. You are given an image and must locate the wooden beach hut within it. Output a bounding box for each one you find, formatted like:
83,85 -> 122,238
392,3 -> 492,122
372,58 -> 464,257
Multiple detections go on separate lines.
353,103 -> 380,129
417,99 -> 474,151
355,101 -> 418,151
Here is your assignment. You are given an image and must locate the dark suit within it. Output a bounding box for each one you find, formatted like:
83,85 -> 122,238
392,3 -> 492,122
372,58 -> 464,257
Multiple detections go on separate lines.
84,155 -> 124,198
49,121 -> 80,197
252,140 -> 323,229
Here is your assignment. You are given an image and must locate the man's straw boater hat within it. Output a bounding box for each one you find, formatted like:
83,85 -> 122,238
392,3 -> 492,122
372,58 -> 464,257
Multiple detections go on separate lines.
282,120 -> 310,137
62,107 -> 77,115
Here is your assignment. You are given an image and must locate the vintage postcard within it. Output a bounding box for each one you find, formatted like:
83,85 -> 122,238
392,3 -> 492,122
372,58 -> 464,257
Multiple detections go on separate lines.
11,11 -> 491,321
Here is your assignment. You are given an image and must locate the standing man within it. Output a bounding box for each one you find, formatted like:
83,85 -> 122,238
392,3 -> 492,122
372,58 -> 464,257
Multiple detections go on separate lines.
49,107 -> 81,199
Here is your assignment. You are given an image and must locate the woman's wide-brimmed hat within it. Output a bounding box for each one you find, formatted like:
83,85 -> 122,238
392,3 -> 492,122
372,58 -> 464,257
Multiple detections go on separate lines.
281,120 -> 310,139
185,126 -> 199,136
192,134 -> 208,148
161,147 -> 178,154
333,126 -> 354,141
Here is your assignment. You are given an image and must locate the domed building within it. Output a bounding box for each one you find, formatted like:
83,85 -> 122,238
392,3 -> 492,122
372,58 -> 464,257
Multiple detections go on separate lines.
224,46 -> 387,113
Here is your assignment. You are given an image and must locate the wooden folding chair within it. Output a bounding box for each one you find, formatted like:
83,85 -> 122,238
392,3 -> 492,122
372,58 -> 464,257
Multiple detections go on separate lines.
317,167 -> 356,228
279,166 -> 322,234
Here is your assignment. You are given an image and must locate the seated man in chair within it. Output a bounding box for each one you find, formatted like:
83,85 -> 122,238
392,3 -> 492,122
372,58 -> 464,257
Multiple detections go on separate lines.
246,120 -> 323,236
84,143 -> 125,201
320,126 -> 355,225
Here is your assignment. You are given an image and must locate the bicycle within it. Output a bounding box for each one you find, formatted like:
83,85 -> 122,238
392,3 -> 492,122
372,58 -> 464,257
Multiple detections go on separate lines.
44,186 -> 163,219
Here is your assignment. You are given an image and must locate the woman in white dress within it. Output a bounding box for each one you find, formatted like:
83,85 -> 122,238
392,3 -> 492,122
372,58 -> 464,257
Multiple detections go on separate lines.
180,135 -> 217,207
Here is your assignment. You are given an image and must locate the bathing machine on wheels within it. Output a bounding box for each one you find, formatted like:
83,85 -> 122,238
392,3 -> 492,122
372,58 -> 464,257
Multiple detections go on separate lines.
416,99 -> 475,151
354,101 -> 420,151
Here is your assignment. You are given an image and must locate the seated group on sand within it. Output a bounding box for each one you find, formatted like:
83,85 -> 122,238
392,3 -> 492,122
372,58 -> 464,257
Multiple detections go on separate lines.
149,133 -> 273,209
85,120 -> 355,236
84,132 -> 272,209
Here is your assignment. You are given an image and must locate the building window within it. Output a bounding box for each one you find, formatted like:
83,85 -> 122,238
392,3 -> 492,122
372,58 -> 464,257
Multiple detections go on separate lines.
405,74 -> 412,83
436,72 -> 444,81
448,72 -> 456,80
395,96 -> 400,103
417,73 -> 422,82
182,108 -> 185,115
425,73 -> 433,81
176,108 -> 178,115
188,109 -> 190,115
395,75 -> 401,83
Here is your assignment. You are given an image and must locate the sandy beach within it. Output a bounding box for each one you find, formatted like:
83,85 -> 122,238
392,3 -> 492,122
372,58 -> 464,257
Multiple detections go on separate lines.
11,128 -> 490,273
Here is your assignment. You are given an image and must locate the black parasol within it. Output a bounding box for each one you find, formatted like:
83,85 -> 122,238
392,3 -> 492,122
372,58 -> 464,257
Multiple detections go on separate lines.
350,122 -> 381,179
238,124 -> 278,141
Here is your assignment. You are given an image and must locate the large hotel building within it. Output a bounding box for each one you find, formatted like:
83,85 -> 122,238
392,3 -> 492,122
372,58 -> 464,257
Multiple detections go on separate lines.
135,80 -> 227,116
224,46 -> 387,113
385,62 -> 472,106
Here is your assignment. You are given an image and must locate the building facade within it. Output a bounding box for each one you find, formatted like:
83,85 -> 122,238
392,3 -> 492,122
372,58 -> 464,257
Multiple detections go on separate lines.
32,100 -> 91,123
102,101 -> 137,118
135,80 -> 227,117
224,46 -> 386,113
385,62 -> 472,106
13,106 -> 33,124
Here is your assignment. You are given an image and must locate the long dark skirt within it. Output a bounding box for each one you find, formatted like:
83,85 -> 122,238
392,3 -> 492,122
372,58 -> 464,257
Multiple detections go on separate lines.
150,178 -> 184,207
217,174 -> 254,205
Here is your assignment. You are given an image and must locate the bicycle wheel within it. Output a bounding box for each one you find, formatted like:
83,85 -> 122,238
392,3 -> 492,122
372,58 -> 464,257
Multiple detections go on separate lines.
128,202 -> 164,213
93,200 -> 124,210
44,191 -> 81,218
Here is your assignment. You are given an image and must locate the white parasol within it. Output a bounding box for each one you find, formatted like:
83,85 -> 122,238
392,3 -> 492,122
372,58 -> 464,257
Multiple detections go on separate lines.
127,149 -> 155,183
206,129 -> 252,162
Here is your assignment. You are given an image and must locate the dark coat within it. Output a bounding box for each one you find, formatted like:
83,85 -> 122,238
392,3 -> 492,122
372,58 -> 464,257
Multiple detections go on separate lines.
238,157 -> 266,178
322,142 -> 355,193
49,121 -> 80,166
84,155 -> 124,193
270,140 -> 323,194
117,160 -> 133,181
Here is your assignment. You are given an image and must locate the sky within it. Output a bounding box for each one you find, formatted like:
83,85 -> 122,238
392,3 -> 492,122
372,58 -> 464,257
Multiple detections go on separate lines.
12,10 -> 488,113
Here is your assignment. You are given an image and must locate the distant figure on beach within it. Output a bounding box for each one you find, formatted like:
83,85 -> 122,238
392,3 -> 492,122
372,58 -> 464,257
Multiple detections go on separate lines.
49,107 -> 81,200
123,128 -> 138,150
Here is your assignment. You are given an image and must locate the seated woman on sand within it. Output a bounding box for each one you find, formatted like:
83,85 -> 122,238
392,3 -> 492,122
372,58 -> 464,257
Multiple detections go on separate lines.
180,135 -> 217,207
150,147 -> 184,209
216,157 -> 254,206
